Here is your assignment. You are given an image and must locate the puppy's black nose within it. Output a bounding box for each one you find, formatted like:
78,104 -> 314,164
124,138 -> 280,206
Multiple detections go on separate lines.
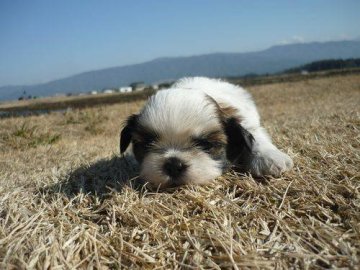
163,157 -> 187,178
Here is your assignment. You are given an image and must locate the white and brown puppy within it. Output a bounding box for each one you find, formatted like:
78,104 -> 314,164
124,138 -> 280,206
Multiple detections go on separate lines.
120,77 -> 293,188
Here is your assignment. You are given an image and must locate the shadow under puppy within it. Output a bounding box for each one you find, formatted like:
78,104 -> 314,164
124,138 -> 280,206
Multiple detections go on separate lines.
120,77 -> 293,188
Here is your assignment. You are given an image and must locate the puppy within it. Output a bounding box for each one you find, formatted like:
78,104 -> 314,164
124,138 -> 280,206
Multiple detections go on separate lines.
120,77 -> 293,188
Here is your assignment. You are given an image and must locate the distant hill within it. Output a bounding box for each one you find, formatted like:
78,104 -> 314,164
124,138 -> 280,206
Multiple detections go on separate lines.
1,40 -> 360,101
284,58 -> 360,73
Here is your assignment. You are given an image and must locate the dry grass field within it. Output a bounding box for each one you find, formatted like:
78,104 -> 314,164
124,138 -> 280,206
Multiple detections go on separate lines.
0,74 -> 359,269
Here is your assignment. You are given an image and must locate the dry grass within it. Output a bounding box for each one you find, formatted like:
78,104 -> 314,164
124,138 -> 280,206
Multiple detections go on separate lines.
0,74 -> 359,269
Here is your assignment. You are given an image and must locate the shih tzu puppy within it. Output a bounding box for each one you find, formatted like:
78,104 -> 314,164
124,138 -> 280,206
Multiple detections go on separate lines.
120,77 -> 293,188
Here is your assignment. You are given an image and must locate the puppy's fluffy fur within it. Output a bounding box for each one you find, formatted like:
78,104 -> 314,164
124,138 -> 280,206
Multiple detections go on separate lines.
121,77 -> 293,188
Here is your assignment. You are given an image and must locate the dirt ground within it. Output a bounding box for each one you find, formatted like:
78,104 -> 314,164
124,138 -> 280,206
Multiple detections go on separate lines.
0,74 -> 359,269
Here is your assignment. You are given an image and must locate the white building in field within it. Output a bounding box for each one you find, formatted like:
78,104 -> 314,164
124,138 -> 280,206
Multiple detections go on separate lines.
119,86 -> 132,93
103,89 -> 114,94
90,90 -> 98,95
301,70 -> 309,75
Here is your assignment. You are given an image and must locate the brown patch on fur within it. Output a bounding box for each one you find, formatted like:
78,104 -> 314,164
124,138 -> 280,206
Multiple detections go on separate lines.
193,129 -> 227,161
205,94 -> 241,122
217,103 -> 239,119
206,130 -> 227,145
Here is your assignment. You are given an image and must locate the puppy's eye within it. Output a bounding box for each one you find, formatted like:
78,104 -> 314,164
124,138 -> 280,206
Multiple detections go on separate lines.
133,139 -> 154,149
133,132 -> 157,149
193,138 -> 222,152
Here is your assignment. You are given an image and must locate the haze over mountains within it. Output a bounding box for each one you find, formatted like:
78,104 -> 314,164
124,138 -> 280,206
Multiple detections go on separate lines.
1,40 -> 360,101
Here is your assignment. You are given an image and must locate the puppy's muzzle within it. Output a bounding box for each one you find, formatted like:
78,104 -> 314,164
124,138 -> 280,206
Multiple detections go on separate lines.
163,157 -> 188,179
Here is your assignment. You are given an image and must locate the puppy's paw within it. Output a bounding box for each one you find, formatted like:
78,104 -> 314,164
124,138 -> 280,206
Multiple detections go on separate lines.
251,149 -> 293,177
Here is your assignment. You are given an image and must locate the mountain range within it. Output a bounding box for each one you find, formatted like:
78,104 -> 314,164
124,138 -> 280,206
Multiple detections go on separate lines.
1,40 -> 360,101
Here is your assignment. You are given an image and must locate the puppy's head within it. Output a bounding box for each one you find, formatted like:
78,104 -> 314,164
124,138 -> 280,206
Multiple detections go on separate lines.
120,89 -> 253,188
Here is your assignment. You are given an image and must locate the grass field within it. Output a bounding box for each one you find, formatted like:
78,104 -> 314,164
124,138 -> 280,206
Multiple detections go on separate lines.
0,74 -> 359,269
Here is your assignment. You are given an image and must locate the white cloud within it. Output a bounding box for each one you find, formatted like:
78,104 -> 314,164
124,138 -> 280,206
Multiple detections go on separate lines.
279,35 -> 305,45
277,34 -> 359,46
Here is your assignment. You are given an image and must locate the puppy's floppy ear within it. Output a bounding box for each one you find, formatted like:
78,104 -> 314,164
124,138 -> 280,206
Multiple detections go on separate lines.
206,95 -> 254,168
223,117 -> 254,165
120,114 -> 138,154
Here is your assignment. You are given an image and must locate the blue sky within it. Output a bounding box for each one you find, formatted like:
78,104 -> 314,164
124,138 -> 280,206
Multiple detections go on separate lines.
0,0 -> 359,86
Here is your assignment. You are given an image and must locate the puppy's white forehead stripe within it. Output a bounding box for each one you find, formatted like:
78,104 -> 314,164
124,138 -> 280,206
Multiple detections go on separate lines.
139,89 -> 220,137
164,149 -> 181,158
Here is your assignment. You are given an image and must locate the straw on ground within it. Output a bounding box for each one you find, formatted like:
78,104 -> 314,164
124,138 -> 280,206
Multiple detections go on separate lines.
0,74 -> 359,269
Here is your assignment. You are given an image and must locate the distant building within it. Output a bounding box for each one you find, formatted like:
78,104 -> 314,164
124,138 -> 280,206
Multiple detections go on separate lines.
103,89 -> 114,94
90,90 -> 98,95
301,70 -> 309,75
119,86 -> 132,93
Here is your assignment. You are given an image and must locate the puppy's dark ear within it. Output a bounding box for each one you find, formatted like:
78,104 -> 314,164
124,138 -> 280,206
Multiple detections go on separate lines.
120,114 -> 138,154
205,95 -> 254,169
223,117 -> 254,167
